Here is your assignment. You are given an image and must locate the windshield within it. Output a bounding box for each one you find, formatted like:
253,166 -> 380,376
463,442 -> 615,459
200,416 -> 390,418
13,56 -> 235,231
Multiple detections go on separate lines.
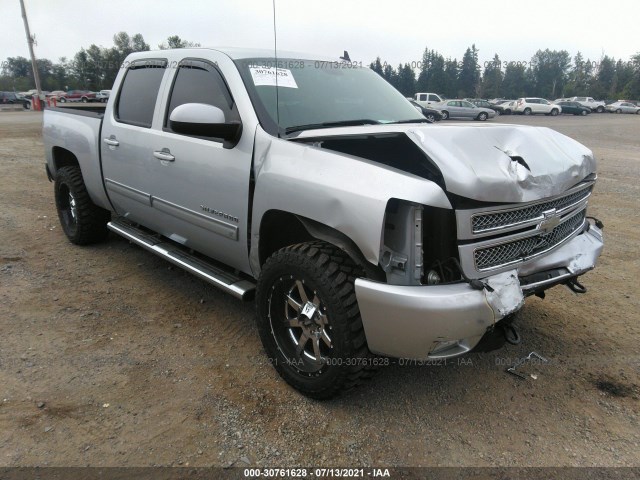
234,58 -> 422,136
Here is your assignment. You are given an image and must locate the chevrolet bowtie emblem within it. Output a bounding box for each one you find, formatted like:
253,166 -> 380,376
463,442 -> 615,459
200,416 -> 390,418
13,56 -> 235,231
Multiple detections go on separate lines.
538,208 -> 561,234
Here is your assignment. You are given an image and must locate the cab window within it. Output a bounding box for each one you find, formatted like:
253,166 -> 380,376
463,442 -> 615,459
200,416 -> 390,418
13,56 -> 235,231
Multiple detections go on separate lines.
116,60 -> 167,128
165,59 -> 240,134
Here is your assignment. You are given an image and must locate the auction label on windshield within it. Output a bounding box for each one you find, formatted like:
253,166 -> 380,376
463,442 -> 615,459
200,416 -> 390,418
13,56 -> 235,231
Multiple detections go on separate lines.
249,67 -> 298,88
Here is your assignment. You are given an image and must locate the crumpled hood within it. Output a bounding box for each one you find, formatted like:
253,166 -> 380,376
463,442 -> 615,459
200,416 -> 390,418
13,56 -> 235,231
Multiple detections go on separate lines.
295,123 -> 596,203
405,124 -> 596,202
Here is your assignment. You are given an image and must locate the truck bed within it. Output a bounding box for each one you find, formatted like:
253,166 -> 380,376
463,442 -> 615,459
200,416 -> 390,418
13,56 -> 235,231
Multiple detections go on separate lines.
43,107 -> 111,211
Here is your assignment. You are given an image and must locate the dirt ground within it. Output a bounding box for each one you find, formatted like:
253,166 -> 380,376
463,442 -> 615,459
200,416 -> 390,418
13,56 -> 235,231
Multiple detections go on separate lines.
0,111 -> 638,469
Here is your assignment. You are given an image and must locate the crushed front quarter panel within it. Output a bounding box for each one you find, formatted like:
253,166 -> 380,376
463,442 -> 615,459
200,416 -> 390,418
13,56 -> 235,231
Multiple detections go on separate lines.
249,126 -> 452,274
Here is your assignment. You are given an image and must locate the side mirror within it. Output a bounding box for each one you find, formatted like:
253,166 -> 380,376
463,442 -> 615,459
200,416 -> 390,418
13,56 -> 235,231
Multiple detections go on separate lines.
169,103 -> 242,146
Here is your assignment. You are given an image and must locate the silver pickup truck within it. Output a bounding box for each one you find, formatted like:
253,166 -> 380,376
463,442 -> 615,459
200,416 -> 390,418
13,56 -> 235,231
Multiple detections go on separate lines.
43,48 -> 604,398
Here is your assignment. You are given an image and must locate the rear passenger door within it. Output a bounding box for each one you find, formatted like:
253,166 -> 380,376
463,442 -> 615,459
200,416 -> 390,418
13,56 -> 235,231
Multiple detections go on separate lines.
101,59 -> 168,226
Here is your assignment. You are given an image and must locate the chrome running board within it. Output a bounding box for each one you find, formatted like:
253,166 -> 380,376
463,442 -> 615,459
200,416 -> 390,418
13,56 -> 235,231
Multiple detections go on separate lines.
107,220 -> 255,300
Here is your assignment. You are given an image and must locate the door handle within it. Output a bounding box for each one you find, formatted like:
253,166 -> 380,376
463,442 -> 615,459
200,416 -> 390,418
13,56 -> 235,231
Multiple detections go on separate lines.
103,138 -> 119,147
153,150 -> 175,162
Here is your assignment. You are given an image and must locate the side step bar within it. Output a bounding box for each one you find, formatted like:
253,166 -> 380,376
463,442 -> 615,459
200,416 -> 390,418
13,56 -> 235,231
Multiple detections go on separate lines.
107,220 -> 256,300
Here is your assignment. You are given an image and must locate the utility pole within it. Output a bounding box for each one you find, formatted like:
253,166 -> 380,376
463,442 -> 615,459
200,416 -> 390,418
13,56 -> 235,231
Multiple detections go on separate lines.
19,0 -> 43,97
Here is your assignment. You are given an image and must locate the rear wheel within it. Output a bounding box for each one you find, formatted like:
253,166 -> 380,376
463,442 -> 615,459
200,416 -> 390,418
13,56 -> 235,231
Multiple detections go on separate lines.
256,242 -> 375,399
54,166 -> 110,245
440,110 -> 449,120
59,97 -> 66,103
523,108 -> 532,115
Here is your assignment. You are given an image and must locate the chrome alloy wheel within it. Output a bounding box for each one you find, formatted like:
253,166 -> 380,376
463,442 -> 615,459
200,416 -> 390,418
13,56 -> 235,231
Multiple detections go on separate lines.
68,192 -> 77,221
268,276 -> 332,376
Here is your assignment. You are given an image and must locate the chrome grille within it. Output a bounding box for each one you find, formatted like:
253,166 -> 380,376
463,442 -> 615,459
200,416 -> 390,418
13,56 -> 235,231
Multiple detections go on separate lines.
474,209 -> 586,270
472,186 -> 591,234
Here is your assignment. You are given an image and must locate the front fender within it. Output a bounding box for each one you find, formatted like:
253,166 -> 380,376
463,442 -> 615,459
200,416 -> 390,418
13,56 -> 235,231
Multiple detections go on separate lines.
249,126 -> 451,275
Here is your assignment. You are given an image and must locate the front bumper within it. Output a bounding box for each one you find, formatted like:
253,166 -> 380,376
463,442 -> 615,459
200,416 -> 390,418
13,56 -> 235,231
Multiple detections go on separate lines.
354,221 -> 603,359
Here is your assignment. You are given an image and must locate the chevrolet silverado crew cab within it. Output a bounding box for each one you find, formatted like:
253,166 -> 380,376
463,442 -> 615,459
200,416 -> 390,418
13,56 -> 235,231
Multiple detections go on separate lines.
43,48 -> 604,399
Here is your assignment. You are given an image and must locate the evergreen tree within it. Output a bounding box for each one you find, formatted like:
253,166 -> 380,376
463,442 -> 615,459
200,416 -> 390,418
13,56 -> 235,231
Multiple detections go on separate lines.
458,45 -> 480,97
480,54 -> 503,98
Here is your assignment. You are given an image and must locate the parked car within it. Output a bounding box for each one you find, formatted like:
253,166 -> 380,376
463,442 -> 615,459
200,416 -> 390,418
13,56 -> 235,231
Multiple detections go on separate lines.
43,47 -> 604,399
413,92 -> 446,107
58,90 -> 97,103
493,100 -> 516,115
514,98 -> 561,116
555,101 -> 591,116
96,90 -> 111,103
570,97 -> 606,113
605,101 -> 640,114
0,91 -> 31,109
47,90 -> 67,100
466,98 -> 503,115
408,99 -> 442,122
437,99 -> 496,120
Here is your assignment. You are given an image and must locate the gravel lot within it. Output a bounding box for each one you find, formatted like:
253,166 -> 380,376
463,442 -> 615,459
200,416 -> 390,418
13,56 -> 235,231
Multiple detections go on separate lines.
0,111 -> 639,469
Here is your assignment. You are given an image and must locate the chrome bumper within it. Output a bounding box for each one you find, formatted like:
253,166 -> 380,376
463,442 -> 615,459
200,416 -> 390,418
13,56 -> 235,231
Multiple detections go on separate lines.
354,221 -> 603,360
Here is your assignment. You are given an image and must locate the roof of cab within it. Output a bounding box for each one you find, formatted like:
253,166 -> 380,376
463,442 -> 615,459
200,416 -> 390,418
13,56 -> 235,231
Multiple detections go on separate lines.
127,47 -> 343,62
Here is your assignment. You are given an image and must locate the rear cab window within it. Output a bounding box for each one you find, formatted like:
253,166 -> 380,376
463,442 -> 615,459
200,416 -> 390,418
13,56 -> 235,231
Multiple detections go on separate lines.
115,59 -> 167,128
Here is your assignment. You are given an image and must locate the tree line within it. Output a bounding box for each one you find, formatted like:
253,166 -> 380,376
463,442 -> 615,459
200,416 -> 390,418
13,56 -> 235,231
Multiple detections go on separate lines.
0,32 -> 199,92
371,45 -> 640,100
2,35 -> 639,101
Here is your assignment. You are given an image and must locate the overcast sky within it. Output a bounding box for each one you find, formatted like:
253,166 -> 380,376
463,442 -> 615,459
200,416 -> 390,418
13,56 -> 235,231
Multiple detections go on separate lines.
3,0 -> 639,67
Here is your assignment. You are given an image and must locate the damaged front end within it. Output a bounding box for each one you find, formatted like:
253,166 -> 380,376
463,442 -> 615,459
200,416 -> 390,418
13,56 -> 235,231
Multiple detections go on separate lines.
289,123 -> 604,360
355,216 -> 603,359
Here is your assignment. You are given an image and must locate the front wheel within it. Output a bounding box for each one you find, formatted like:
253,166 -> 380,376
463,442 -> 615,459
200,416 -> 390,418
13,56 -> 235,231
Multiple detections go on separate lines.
81,97 -> 88,103
550,109 -> 559,116
580,110 -> 587,116
596,106 -> 604,113
54,166 -> 110,245
256,242 -> 375,399
440,110 -> 449,120
425,113 -> 436,122
59,97 -> 66,103
477,112 -> 488,121
615,109 -> 622,114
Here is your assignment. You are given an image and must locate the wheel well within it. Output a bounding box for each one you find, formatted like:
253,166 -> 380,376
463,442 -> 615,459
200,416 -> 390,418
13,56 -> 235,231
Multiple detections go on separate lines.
52,147 -> 79,175
259,211 -> 315,267
258,210 -> 383,280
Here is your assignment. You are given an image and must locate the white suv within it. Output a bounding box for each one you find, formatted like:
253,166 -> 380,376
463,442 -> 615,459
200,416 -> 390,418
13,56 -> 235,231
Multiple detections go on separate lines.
515,97 -> 561,116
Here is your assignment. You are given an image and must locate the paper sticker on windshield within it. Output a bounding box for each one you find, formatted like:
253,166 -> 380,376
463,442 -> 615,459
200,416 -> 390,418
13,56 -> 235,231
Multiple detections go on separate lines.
249,67 -> 298,88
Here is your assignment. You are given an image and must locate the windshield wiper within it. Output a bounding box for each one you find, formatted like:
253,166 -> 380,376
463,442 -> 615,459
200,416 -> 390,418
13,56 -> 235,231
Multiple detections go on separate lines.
284,119 -> 381,135
388,118 -> 433,124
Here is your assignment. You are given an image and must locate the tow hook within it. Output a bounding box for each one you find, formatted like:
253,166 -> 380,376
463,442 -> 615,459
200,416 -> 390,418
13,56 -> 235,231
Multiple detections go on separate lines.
587,216 -> 604,229
565,277 -> 587,294
501,323 -> 521,345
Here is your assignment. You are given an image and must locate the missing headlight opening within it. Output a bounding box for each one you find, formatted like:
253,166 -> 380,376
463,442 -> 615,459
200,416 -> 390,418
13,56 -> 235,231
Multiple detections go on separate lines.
381,201 -> 463,286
